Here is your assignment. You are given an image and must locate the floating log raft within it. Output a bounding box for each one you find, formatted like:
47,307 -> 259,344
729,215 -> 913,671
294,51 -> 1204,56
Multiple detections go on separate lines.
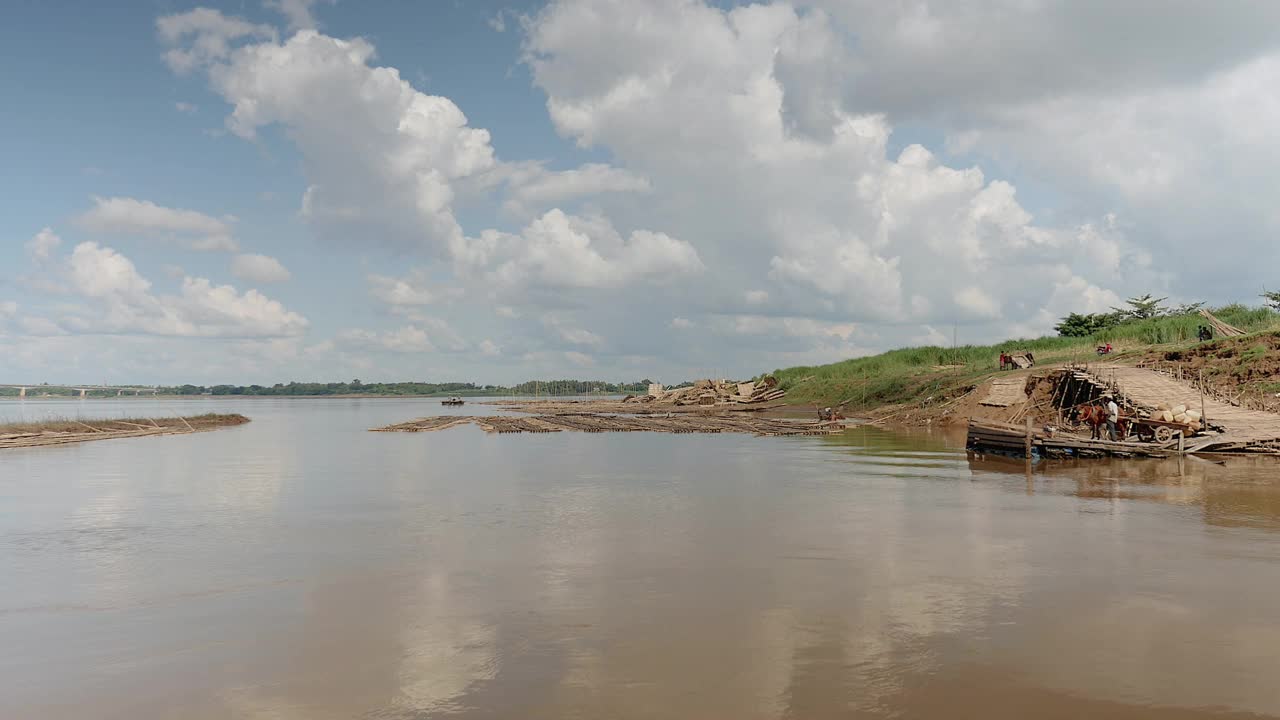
0,414 -> 250,450
967,419 -> 1172,459
373,413 -> 845,437
485,398 -> 786,414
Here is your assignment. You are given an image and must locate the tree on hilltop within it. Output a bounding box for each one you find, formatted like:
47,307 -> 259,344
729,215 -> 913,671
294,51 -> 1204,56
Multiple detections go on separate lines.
1054,312 -> 1123,337
1112,294 -> 1168,320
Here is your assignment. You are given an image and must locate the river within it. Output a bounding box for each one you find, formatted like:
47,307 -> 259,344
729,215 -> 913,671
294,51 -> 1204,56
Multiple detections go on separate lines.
3,398 -> 1279,719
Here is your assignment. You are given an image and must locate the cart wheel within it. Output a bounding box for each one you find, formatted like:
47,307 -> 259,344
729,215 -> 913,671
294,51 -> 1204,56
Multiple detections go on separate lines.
1154,426 -> 1173,443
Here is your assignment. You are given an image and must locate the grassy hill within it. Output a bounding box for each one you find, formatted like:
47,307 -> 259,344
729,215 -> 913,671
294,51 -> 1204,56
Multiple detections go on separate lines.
771,304 -> 1280,411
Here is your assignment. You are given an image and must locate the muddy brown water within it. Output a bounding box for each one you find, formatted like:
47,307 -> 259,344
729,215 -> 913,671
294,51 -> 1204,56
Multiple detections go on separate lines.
3,398 -> 1280,719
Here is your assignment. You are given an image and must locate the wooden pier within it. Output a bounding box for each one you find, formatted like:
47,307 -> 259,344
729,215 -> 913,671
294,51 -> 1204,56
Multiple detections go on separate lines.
1090,364 -> 1280,453
980,363 -> 1280,459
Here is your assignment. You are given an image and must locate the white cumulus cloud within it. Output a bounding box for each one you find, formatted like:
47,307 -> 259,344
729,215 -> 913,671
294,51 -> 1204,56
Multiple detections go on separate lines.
164,9 -> 694,293
134,0 -> 1247,380
77,196 -> 238,252
26,227 -> 61,263
544,316 -> 604,347
173,21 -> 495,252
265,0 -> 331,31
55,242 -> 307,338
464,209 -> 702,291
367,269 -> 461,306
524,0 -> 1150,339
339,325 -> 433,353
157,8 -> 276,74
502,162 -> 650,217
231,253 -> 292,284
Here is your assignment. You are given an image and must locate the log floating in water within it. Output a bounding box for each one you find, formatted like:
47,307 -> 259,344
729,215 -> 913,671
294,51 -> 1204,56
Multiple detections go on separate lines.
373,413 -> 845,437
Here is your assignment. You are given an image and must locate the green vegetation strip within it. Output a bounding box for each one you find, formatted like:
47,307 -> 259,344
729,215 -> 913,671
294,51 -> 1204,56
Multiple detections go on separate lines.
772,305 -> 1280,411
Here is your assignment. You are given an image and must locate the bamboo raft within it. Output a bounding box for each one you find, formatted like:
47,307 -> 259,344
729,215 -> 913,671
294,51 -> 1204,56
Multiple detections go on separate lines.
373,413 -> 846,437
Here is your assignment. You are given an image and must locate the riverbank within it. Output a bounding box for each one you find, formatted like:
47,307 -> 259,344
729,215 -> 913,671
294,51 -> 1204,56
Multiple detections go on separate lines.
0,413 -> 250,449
772,310 -> 1280,429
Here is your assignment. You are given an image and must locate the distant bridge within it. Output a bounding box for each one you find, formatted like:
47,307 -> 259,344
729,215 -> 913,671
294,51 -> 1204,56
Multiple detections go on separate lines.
0,384 -> 160,398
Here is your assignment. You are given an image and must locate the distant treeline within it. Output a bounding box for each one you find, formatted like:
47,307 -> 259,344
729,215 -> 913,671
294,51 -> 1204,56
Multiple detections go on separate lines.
0,387 -> 125,398
154,379 -> 657,397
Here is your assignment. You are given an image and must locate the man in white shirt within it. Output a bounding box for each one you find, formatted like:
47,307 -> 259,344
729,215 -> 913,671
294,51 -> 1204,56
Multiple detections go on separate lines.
1103,395 -> 1120,441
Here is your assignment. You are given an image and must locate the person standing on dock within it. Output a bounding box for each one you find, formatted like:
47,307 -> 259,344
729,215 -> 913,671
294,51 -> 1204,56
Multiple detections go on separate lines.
1103,395 -> 1120,441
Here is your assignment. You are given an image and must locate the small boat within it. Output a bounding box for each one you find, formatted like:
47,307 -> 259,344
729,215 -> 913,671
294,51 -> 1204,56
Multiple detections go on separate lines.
441,397 -> 465,406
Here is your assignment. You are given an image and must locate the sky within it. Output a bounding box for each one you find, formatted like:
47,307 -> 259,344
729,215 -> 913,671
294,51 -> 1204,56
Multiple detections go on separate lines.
3,0 -> 1280,386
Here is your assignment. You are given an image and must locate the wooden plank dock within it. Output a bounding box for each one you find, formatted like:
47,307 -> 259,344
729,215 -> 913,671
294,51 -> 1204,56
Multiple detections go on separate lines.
1090,364 -> 1280,453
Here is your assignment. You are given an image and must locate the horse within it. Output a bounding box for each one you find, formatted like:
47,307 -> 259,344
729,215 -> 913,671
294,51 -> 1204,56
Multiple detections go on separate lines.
1070,403 -> 1130,440
1072,404 -> 1106,439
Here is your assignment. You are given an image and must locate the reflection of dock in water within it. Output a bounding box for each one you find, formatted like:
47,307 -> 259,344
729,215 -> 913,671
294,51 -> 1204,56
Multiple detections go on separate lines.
966,451 -> 1280,531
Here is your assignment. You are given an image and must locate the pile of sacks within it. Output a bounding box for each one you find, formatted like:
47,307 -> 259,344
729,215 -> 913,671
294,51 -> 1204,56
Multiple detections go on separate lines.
625,376 -> 786,406
1151,403 -> 1203,432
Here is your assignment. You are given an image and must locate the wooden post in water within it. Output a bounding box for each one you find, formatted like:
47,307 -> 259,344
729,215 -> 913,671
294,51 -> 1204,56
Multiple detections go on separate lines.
1024,417 -> 1033,459
1178,430 -> 1185,455
1199,369 -> 1207,428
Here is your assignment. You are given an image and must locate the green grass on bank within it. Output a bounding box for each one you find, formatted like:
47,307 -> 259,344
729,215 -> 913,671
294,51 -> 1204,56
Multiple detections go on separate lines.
772,305 -> 1280,410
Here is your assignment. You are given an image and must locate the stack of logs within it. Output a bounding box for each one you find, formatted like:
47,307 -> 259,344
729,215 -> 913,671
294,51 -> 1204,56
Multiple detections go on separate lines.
624,376 -> 786,407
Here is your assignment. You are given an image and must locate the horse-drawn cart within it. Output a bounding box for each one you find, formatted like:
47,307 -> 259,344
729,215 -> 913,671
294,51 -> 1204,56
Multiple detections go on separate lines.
1069,403 -> 1199,444
1125,416 -> 1197,444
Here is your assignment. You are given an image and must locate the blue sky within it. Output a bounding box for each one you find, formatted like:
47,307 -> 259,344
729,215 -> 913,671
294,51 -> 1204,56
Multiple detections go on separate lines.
3,0 -> 558,345
4,0 -> 1280,385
